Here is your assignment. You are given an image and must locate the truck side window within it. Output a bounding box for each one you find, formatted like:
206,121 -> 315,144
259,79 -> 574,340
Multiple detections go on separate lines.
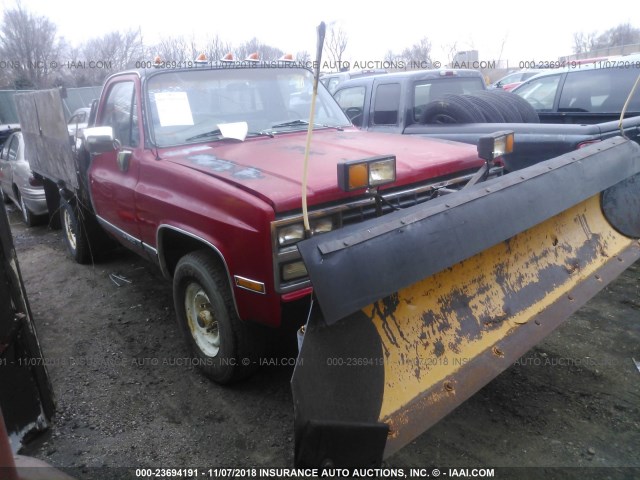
334,86 -> 366,126
327,77 -> 340,94
373,83 -> 400,125
559,68 -> 640,114
514,74 -> 562,111
100,81 -> 139,148
558,70 -> 598,112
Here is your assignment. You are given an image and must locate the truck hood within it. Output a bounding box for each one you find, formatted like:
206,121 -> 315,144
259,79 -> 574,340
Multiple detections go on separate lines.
161,129 -> 483,213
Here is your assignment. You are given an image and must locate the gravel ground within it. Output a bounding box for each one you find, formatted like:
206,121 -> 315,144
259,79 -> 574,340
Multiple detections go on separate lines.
5,203 -> 640,480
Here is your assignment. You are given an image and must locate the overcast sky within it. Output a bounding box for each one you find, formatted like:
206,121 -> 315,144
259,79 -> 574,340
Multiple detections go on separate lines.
4,0 -> 638,67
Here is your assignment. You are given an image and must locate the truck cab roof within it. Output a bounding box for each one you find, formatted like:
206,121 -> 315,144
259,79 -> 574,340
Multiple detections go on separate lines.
320,69 -> 388,93
335,68 -> 485,89
332,69 -> 487,128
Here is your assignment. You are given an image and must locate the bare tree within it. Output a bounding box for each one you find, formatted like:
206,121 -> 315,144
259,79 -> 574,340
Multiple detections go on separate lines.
78,29 -> 145,84
295,50 -> 311,63
153,35 -> 191,62
326,25 -> 348,71
383,50 -> 404,71
202,35 -> 232,61
573,23 -> 640,55
573,31 -> 598,54
596,22 -> 640,48
495,34 -> 509,69
0,2 -> 62,88
400,37 -> 433,69
235,37 -> 283,60
85,30 -> 144,70
442,41 -> 459,67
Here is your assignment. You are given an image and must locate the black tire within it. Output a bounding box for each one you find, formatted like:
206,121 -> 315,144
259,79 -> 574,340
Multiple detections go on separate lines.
462,94 -> 507,123
43,179 -> 61,230
420,94 -> 485,124
493,90 -> 540,123
173,250 -> 258,384
475,91 -> 523,123
18,192 -> 38,227
60,197 -> 92,264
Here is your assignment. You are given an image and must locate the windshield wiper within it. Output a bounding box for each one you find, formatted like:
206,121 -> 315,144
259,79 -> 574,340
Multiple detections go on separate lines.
270,119 -> 344,131
248,130 -> 274,138
185,129 -> 222,142
186,129 -> 274,142
271,119 -> 310,129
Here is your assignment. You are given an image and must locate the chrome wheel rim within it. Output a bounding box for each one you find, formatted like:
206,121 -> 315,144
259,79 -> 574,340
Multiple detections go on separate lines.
63,208 -> 77,250
184,282 -> 220,357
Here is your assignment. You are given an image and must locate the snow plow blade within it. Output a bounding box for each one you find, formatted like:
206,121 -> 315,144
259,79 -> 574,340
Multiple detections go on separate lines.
291,137 -> 640,468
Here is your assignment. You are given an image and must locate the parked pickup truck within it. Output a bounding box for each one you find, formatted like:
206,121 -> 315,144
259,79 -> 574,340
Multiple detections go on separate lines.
334,62 -> 640,170
15,62 -> 503,384
14,60 -> 640,468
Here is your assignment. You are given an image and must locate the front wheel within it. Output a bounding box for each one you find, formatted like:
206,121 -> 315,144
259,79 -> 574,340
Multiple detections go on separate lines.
60,197 -> 91,264
173,250 -> 257,384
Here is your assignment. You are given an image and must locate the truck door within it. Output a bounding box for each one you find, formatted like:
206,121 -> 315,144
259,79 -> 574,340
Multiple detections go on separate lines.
369,82 -> 402,133
89,76 -> 144,248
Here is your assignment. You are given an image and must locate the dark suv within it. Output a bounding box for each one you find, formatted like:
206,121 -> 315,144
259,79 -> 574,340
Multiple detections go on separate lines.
513,54 -> 640,124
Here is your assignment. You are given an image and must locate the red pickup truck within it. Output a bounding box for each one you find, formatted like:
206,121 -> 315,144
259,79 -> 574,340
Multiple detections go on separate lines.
16,63 -> 500,382
15,61 -> 640,467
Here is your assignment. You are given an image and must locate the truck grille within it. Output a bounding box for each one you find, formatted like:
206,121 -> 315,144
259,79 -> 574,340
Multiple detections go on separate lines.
271,167 -> 503,293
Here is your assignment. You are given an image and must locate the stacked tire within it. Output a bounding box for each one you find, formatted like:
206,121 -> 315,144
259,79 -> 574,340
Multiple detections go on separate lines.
420,90 -> 539,124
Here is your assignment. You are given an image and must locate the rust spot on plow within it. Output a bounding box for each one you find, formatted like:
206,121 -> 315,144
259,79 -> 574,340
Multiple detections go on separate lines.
433,340 -> 445,357
373,293 -> 403,347
565,262 -> 580,274
492,346 -> 505,358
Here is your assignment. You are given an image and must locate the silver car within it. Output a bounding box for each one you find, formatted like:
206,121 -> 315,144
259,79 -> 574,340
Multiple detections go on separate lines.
0,130 -> 48,226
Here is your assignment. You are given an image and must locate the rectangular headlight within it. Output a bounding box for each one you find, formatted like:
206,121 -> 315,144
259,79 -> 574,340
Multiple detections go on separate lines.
311,217 -> 334,235
282,261 -> 308,281
337,155 -> 397,191
477,131 -> 514,161
278,223 -> 305,246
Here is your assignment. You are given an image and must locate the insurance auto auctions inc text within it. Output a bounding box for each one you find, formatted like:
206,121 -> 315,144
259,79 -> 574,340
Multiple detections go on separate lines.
228,467 -> 495,478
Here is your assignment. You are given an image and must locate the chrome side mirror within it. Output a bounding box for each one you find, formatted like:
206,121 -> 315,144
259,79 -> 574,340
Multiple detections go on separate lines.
84,126 -> 117,155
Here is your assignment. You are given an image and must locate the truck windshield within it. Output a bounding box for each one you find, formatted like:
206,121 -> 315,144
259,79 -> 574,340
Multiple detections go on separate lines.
146,66 -> 351,146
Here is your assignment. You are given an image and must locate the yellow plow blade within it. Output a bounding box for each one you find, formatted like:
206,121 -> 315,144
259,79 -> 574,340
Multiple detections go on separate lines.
292,137 -> 640,467
374,194 -> 638,457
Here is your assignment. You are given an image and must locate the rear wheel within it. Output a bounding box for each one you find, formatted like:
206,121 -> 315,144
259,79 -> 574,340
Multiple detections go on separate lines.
60,197 -> 91,264
173,250 -> 258,384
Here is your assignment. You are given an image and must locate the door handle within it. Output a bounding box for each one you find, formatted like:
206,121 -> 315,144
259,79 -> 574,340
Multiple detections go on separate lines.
117,150 -> 132,172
